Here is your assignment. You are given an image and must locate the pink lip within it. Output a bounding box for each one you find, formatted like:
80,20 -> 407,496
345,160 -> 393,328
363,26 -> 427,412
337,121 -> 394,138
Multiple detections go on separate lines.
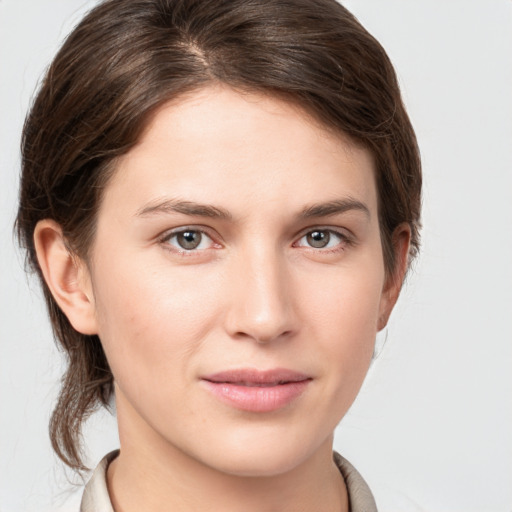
201,368 -> 312,413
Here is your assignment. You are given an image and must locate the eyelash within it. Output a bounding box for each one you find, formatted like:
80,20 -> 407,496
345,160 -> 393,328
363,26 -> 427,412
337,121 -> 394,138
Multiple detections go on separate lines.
158,226 -> 353,255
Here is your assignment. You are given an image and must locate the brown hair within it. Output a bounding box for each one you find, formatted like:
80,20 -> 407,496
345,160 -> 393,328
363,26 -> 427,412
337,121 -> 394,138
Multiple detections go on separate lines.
16,0 -> 421,471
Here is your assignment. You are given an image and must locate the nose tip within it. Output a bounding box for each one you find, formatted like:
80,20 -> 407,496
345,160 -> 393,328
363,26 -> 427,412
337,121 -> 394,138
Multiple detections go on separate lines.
224,257 -> 297,344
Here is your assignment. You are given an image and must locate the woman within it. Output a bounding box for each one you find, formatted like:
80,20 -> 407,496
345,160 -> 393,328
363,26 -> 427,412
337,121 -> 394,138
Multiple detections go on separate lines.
16,0 -> 421,510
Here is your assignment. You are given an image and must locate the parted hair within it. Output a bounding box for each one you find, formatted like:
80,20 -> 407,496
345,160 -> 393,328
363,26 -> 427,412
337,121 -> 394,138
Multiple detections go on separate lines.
16,0 -> 421,471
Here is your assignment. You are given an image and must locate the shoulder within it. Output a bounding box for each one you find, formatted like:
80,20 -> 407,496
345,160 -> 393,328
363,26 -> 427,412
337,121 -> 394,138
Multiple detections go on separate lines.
333,452 -> 378,512
80,450 -> 119,512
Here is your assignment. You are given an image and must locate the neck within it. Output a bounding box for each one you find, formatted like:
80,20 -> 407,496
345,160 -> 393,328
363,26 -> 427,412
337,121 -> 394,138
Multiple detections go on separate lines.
108,446 -> 347,512
107,398 -> 348,512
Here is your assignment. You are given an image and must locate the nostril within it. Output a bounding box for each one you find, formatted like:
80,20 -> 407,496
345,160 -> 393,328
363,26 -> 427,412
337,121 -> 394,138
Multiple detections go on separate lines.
234,328 -> 294,345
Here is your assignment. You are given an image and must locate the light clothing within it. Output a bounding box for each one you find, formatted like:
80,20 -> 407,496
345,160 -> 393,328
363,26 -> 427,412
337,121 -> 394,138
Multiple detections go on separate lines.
80,450 -> 377,511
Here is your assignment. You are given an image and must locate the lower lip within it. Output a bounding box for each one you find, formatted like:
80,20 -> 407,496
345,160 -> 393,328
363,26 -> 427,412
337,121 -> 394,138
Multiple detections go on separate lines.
202,380 -> 310,412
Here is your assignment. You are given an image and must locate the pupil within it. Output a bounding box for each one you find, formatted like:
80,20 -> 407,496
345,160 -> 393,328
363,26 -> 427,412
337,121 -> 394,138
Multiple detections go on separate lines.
307,230 -> 330,248
178,231 -> 201,249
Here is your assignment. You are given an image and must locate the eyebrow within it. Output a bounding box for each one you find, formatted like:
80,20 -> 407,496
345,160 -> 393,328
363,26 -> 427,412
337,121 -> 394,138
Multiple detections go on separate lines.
136,199 -> 232,220
300,198 -> 370,219
136,197 -> 370,221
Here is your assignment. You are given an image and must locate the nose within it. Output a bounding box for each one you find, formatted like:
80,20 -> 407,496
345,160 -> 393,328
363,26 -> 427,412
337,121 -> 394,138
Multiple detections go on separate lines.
224,247 -> 297,344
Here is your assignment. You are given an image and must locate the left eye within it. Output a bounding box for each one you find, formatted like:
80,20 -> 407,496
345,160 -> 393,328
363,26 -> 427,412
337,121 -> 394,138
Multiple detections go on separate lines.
164,229 -> 215,251
296,229 -> 345,249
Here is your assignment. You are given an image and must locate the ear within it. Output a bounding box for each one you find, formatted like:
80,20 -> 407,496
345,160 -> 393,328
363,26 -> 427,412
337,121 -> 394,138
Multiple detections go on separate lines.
378,223 -> 411,331
34,219 -> 98,335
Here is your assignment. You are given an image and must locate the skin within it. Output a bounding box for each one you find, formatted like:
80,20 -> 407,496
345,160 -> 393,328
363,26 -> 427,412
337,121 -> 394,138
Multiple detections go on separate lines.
35,85 -> 409,512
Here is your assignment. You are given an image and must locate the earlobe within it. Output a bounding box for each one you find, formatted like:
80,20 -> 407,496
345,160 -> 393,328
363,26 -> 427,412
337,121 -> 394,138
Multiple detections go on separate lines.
378,223 -> 411,331
34,219 -> 98,335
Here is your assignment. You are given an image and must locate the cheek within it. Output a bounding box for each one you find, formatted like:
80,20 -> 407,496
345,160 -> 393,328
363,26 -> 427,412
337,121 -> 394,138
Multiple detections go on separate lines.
89,254 -> 223,389
300,259 -> 384,389
305,258 -> 384,337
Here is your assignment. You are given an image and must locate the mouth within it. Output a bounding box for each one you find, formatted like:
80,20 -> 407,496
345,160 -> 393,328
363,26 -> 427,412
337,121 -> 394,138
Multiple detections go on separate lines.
201,368 -> 312,412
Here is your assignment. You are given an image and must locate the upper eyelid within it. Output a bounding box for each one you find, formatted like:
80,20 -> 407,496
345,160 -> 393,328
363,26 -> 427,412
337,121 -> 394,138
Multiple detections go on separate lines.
159,225 -> 218,240
294,226 -> 353,240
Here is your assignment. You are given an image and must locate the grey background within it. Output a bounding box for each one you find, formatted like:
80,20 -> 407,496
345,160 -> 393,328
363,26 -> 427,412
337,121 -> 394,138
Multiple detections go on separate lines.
1,1 -> 511,510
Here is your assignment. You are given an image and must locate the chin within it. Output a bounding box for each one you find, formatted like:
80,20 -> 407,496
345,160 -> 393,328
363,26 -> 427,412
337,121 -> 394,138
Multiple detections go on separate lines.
186,425 -> 331,478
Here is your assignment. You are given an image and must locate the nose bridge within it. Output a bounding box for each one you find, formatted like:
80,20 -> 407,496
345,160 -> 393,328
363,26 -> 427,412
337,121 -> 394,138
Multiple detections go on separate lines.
225,242 -> 295,343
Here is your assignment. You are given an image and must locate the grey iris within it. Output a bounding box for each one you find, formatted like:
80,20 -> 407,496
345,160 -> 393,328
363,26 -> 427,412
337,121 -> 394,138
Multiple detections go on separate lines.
307,230 -> 330,248
177,230 -> 202,250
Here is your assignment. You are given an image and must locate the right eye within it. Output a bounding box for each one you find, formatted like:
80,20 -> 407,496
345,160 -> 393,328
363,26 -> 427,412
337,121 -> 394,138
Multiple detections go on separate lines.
162,229 -> 216,252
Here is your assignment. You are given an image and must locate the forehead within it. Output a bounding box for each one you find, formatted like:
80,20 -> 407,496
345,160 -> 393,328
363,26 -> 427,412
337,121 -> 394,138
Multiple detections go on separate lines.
102,85 -> 377,218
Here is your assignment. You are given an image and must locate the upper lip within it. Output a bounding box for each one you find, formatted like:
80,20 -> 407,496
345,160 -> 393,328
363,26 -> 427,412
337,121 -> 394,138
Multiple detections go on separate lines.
202,368 -> 311,386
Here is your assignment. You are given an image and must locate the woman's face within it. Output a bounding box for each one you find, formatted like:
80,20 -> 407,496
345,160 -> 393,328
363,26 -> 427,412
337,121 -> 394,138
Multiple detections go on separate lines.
84,86 -> 401,476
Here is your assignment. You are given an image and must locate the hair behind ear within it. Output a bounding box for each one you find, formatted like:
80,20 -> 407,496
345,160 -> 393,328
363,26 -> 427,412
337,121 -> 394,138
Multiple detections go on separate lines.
33,220 -> 113,471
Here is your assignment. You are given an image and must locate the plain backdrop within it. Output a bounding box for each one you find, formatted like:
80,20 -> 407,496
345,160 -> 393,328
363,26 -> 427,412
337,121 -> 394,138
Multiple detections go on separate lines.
1,1 -> 511,511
